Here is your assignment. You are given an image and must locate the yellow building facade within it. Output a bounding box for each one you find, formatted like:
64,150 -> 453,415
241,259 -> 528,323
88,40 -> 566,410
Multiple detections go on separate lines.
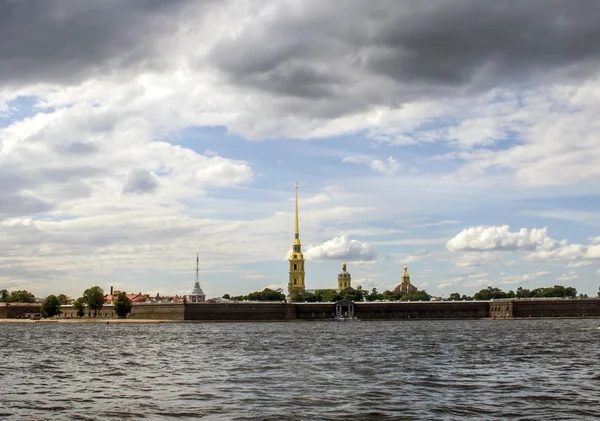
337,262 -> 351,291
288,182 -> 306,296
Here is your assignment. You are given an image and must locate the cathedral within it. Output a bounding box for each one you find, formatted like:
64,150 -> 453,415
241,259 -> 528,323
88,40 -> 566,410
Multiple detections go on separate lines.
288,182 -> 416,297
288,182 -> 306,296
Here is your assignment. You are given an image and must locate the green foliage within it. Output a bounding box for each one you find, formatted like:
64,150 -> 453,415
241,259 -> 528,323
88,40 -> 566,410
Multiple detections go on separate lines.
314,289 -> 341,302
400,290 -> 431,301
73,298 -> 86,318
3,290 -> 36,303
382,290 -> 397,301
290,291 -> 318,302
40,295 -> 61,318
228,288 -> 286,301
474,285 -> 577,300
248,288 -> 286,301
340,287 -> 365,302
57,294 -> 71,305
448,292 -> 462,301
83,286 -> 104,317
113,292 -> 132,318
474,287 -> 514,300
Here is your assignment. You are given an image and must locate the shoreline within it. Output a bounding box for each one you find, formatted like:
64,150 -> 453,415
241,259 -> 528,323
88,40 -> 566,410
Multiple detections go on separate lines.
2,316 -> 600,324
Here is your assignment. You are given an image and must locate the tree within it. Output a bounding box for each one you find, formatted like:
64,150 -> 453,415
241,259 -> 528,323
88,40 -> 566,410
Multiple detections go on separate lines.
314,289 -> 341,303
57,294 -> 71,305
0,289 -> 9,302
340,287 -> 364,302
401,290 -> 431,301
40,295 -> 61,318
73,298 -> 86,318
516,287 -> 532,298
8,290 -> 36,303
113,292 -> 132,318
382,290 -> 397,301
448,292 -> 462,301
83,286 -> 104,317
366,288 -> 384,302
222,294 -> 231,299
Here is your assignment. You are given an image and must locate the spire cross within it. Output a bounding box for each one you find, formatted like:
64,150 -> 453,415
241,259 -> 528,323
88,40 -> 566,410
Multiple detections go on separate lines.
294,181 -> 299,236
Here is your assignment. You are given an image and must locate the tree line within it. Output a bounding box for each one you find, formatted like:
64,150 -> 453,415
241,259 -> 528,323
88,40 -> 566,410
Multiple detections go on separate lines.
1,287 -> 132,318
446,285 -> 584,301
223,286 -> 432,303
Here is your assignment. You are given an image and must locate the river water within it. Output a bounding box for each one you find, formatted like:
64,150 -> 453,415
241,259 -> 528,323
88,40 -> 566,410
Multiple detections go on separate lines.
1,319 -> 599,420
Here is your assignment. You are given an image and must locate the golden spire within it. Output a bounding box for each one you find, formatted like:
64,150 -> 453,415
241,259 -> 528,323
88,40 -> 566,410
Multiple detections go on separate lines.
293,182 -> 301,248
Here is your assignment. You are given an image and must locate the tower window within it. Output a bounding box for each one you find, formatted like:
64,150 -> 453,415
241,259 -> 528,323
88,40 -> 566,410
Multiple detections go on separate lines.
294,278 -> 297,285
293,264 -> 297,270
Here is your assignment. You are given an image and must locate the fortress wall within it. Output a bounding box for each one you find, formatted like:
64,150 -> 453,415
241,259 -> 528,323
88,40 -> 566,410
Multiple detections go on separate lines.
511,299 -> 600,318
0,303 -> 41,318
490,301 -> 513,319
295,303 -> 335,319
130,303 -> 185,320
184,303 -> 289,321
355,301 -> 490,319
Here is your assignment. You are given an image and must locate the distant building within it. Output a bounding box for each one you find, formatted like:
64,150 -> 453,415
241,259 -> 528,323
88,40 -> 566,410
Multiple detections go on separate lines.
188,254 -> 206,303
288,182 -> 306,296
337,262 -> 351,291
393,264 -> 417,296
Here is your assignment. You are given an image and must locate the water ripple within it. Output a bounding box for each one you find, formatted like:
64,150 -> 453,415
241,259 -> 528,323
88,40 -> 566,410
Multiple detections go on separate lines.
1,319 -> 600,420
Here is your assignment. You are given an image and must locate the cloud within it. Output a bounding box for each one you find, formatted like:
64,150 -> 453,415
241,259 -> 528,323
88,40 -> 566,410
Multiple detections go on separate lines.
498,271 -> 550,285
304,235 -> 378,261
122,169 -> 159,194
0,0 -> 199,86
418,220 -> 460,228
437,277 -> 464,289
590,236 -> 600,244
207,1 -> 600,120
455,252 -> 501,268
399,250 -> 429,263
447,225 -> 557,252
567,261 -> 593,268
447,225 -> 600,262
342,155 -> 400,175
556,270 -> 579,282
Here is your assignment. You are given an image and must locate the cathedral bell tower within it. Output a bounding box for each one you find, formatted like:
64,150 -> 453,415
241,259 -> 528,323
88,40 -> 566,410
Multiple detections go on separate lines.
288,182 -> 306,296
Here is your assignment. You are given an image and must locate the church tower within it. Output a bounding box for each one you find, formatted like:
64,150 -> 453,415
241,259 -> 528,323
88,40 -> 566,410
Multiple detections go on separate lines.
288,182 -> 306,296
337,262 -> 351,291
402,264 -> 410,285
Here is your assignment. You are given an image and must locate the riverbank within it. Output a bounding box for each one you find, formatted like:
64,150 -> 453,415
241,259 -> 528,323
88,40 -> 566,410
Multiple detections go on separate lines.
0,318 -> 180,323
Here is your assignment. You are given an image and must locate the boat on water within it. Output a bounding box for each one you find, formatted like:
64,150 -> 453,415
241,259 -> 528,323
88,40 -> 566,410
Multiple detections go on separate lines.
329,316 -> 361,322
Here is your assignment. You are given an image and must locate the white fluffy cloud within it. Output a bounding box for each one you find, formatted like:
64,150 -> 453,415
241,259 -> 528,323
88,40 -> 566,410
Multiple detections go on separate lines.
304,235 -> 378,262
447,225 -> 600,263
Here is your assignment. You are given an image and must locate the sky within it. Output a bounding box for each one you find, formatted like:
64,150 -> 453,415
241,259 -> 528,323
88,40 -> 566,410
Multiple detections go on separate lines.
1,0 -> 600,299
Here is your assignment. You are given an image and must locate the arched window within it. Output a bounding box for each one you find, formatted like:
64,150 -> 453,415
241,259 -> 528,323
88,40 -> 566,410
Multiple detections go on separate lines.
293,264 -> 297,270
294,278 -> 297,285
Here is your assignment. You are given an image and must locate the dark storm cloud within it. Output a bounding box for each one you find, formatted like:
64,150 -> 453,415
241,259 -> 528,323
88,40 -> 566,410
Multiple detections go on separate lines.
122,169 -> 158,194
0,0 -> 192,85
209,0 -> 600,109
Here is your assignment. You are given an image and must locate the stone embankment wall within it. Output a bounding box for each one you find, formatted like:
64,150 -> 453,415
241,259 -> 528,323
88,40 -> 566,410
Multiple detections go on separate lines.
185,303 -> 293,320
490,298 -> 600,318
0,303 -> 41,318
3,299 -> 600,320
129,303 -> 184,320
355,301 -> 490,319
55,303 -> 184,320
184,301 -> 489,321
